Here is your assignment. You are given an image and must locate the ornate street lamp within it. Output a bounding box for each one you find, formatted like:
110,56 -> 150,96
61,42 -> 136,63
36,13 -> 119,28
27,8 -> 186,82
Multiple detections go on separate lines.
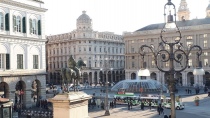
100,55 -> 113,116
139,0 -> 204,118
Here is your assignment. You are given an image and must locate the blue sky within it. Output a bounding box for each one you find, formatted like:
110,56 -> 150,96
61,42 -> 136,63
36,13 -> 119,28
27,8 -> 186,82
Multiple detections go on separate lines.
44,0 -> 209,35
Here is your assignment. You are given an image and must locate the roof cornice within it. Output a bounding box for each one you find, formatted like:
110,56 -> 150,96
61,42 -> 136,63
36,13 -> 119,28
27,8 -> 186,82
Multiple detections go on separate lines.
0,0 -> 48,12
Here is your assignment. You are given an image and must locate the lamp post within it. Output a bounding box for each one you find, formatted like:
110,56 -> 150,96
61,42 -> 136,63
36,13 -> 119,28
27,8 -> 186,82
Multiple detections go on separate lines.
100,55 -> 113,116
139,0 -> 204,118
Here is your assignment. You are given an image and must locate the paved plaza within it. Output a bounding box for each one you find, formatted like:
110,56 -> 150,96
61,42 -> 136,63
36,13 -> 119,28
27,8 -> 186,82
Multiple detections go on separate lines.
85,87 -> 210,118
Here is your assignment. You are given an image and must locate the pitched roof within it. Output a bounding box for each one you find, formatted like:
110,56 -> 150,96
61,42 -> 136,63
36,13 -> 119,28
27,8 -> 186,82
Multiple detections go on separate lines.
136,18 -> 210,32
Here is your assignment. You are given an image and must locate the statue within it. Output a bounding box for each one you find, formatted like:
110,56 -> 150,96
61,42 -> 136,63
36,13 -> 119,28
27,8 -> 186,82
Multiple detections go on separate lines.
61,55 -> 86,92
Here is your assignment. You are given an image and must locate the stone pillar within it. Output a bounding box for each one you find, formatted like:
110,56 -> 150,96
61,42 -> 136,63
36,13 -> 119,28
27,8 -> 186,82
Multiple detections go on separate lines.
49,92 -> 91,118
181,72 -> 187,86
97,71 -> 100,82
111,71 -> 113,83
156,72 -> 160,82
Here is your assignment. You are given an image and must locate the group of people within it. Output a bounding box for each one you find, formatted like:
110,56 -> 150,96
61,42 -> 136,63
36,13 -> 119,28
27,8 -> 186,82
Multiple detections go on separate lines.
185,88 -> 192,94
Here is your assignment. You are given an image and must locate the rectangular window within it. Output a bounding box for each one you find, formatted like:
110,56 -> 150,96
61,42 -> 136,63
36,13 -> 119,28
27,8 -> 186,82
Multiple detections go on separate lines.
204,59 -> 208,66
89,47 -> 91,51
204,34 -> 207,38
187,41 -> 193,47
152,61 -> 155,66
188,59 -> 192,66
131,48 -> 134,53
166,62 -> 169,67
204,52 -> 208,56
65,47 -> 67,53
204,40 -> 207,48
33,55 -> 38,69
132,56 -> 135,59
132,62 -> 135,68
33,55 -> 39,69
17,54 -> 23,69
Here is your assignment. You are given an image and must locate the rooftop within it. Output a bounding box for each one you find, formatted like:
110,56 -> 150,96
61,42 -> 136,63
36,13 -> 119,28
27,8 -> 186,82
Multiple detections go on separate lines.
136,18 -> 210,32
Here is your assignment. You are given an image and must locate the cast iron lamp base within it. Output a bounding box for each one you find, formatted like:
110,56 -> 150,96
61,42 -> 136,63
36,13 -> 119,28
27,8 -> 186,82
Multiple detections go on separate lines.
104,110 -> 110,116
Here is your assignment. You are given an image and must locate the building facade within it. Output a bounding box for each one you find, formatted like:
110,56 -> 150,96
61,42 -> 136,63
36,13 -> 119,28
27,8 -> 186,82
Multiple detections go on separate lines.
0,0 -> 47,108
124,0 -> 210,87
46,11 -> 125,85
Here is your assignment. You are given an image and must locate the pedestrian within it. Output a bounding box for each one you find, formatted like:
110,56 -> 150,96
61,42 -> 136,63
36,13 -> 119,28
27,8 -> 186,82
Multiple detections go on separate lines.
157,104 -> 161,115
128,102 -> 130,110
33,96 -> 36,102
168,114 -> 171,118
114,99 -> 116,108
130,101 -> 133,109
149,101 -> 152,110
160,106 -> 164,115
141,102 -> 144,110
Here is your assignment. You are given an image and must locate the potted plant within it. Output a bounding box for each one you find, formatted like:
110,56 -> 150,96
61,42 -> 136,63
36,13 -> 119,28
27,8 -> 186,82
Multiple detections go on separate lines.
194,96 -> 199,106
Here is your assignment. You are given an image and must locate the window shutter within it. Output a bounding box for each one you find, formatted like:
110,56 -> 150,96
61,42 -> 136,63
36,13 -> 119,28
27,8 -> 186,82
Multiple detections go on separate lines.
17,55 -> 19,69
22,17 -> 26,33
6,54 -> 10,69
21,55 -> 23,69
13,15 -> 16,32
38,20 -> 41,35
5,13 -> 9,31
29,19 -> 32,34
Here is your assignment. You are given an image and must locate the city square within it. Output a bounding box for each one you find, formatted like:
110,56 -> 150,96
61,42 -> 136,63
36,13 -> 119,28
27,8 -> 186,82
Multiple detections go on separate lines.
0,0 -> 210,118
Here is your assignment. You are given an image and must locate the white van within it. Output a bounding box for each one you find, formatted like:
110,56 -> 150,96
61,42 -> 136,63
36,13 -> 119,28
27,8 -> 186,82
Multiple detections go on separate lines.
164,102 -> 185,110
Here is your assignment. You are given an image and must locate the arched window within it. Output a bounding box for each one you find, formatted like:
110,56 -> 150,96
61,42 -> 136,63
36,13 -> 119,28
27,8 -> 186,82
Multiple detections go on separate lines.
32,19 -> 37,34
16,16 -> 21,32
0,12 -> 4,30
13,15 -> 21,32
30,18 -> 37,34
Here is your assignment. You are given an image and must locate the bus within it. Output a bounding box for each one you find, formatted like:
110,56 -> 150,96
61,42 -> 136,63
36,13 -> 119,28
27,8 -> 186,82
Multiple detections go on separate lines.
114,88 -> 139,105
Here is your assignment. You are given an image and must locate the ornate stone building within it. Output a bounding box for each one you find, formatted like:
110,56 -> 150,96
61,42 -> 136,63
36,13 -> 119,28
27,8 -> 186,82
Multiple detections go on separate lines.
124,0 -> 210,87
0,0 -> 47,108
46,11 -> 125,85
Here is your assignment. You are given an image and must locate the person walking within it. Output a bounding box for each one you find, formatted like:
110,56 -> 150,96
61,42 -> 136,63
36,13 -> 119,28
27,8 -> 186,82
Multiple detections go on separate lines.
160,106 -> 164,115
149,101 -> 152,110
130,101 -> 133,109
128,102 -> 130,110
157,104 -> 161,115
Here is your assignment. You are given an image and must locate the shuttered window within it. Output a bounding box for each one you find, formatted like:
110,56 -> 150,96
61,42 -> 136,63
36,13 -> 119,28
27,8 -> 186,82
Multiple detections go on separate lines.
38,20 -> 41,35
5,13 -> 9,31
6,54 -> 10,69
22,17 -> 26,33
13,15 -> 16,32
17,54 -> 23,69
33,55 -> 38,69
